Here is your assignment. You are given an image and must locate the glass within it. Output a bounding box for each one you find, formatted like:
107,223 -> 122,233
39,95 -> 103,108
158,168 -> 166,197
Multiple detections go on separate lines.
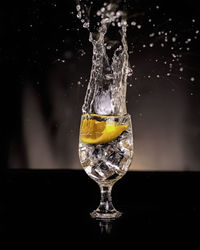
79,113 -> 133,219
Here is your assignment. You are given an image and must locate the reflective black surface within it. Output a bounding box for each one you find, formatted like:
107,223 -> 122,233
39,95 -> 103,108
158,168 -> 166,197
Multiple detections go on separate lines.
2,170 -> 200,249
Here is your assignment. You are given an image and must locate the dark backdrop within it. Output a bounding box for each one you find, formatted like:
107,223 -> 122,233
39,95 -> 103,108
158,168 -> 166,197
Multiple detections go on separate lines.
1,0 -> 200,170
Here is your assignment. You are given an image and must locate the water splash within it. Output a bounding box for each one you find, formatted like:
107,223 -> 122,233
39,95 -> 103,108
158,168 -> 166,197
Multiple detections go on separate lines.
77,3 -> 132,116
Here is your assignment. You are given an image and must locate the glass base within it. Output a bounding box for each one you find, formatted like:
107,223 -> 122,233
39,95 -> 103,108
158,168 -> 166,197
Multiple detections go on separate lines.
90,209 -> 122,219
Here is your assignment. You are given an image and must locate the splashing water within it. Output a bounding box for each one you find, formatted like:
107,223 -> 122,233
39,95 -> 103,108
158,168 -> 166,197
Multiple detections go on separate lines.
78,3 -> 132,116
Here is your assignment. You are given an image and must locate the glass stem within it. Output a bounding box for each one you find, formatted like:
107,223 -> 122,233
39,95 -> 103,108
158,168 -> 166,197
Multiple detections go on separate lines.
98,185 -> 115,212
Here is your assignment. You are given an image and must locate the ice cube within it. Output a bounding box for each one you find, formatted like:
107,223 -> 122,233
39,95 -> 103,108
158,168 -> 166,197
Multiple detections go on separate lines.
107,151 -> 124,166
92,161 -> 114,179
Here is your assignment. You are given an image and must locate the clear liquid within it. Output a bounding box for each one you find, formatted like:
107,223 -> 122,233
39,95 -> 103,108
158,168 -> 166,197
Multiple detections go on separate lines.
79,114 -> 133,185
81,4 -> 132,116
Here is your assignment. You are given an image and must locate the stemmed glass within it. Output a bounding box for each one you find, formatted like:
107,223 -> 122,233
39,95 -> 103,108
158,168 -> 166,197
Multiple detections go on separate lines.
79,113 -> 133,219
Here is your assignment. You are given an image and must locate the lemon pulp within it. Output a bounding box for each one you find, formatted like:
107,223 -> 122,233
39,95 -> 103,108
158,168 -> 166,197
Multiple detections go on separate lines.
80,115 -> 128,144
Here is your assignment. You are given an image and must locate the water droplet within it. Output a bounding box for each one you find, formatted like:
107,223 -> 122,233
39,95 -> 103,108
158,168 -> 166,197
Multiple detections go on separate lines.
156,5 -> 160,9
190,77 -> 195,81
161,43 -> 164,47
172,53 -> 176,58
116,11 -> 123,17
117,22 -> 122,27
192,19 -> 195,23
179,67 -> 183,72
172,37 -> 176,42
147,75 -> 151,78
186,47 -> 190,51
195,30 -> 199,34
83,22 -> 89,28
149,43 -> 154,47
137,24 -> 142,29
169,18 -> 172,22
149,33 -> 155,37
156,74 -> 160,78
131,21 -> 136,26
142,44 -> 146,48
148,19 -> 152,22
77,11 -> 82,19
97,10 -> 101,16
76,4 -> 81,11
167,73 -> 171,76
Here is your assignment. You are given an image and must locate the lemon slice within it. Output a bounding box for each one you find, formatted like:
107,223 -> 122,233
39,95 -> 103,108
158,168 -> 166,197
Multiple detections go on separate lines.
80,117 -> 128,144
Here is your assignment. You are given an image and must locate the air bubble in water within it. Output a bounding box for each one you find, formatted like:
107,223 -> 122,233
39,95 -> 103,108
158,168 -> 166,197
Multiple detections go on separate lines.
196,30 -> 199,34
156,74 -> 160,78
190,77 -> 195,81
137,24 -> 142,29
149,43 -> 154,47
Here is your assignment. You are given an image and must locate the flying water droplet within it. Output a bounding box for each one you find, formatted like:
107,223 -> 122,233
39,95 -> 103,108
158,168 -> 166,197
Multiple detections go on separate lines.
131,21 -> 136,26
179,67 -> 183,72
172,37 -> 176,42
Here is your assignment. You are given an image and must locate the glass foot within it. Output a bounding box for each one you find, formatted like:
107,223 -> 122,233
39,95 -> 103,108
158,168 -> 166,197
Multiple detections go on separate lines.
90,209 -> 122,219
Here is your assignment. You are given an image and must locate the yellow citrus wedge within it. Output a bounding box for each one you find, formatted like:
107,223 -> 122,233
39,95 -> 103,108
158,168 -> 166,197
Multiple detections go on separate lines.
80,117 -> 128,144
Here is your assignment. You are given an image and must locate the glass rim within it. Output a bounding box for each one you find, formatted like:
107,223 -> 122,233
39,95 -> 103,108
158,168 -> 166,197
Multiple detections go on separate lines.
81,113 -> 131,119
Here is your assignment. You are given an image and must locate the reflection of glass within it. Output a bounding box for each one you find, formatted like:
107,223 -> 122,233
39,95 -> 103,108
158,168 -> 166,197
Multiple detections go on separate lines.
79,113 -> 133,219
